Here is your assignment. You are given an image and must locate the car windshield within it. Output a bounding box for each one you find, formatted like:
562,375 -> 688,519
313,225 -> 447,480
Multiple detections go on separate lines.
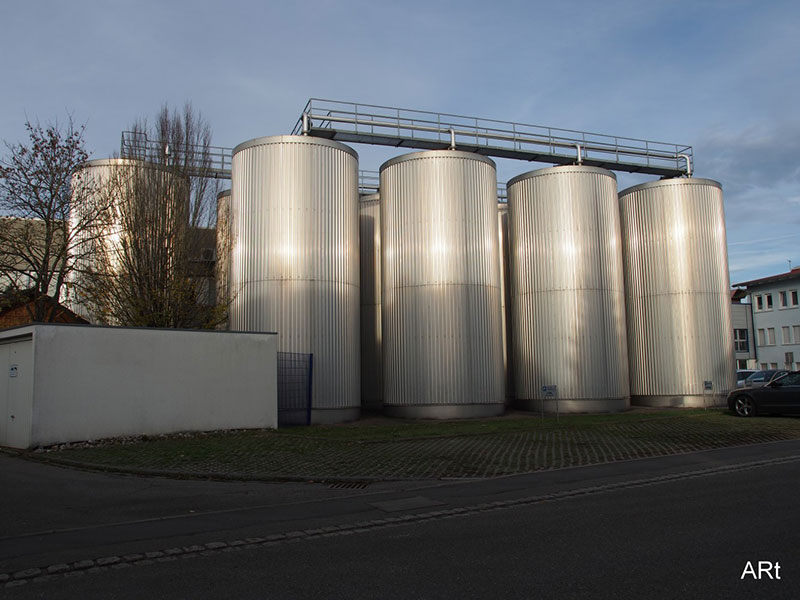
745,371 -> 768,384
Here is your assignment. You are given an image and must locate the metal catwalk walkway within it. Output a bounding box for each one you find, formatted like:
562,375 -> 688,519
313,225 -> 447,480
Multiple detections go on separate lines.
120,98 -> 693,180
293,99 -> 692,178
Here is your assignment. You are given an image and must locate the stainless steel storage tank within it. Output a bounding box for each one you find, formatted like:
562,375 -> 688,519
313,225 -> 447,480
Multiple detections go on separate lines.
380,150 -> 505,418
230,136 -> 360,423
619,177 -> 735,406
359,192 -> 383,411
215,189 -> 231,325
508,165 -> 630,413
68,158 -> 188,323
498,202 -> 514,402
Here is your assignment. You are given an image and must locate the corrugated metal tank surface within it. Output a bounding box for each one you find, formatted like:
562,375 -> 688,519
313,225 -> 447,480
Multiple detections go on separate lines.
215,189 -> 231,327
498,202 -> 514,402
380,150 -> 505,418
230,136 -> 360,423
619,177 -> 735,406
508,166 -> 630,413
68,158 -> 187,323
359,192 -> 383,411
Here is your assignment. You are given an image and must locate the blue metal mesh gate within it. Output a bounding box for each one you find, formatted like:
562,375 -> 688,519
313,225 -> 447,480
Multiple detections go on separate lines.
277,352 -> 313,427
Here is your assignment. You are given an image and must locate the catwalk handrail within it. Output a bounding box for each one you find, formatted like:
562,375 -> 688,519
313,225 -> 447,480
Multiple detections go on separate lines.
293,98 -> 692,177
121,99 -> 693,179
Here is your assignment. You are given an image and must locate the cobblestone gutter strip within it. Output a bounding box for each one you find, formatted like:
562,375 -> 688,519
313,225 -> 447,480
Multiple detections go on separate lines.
5,455 -> 799,589
17,451 -> 396,484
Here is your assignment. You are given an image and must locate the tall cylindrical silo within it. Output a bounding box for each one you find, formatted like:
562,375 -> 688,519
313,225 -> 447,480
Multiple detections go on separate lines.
508,165 -> 630,413
359,192 -> 383,411
68,158 -> 188,324
619,178 -> 735,406
230,135 -> 360,423
215,189 -> 231,328
498,202 -> 514,402
380,150 -> 505,418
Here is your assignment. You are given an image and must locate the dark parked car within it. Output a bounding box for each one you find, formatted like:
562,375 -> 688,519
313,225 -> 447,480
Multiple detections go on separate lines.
728,371 -> 800,417
743,369 -> 788,387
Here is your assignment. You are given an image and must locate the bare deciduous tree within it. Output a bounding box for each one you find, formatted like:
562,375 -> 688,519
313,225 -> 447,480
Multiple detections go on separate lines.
0,118 -> 107,322
79,103 -> 223,328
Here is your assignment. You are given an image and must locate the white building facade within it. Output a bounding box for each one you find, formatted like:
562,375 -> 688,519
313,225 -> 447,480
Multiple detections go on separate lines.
734,268 -> 800,371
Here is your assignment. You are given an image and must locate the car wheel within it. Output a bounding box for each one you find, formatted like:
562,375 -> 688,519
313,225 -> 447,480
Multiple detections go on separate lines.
734,395 -> 756,417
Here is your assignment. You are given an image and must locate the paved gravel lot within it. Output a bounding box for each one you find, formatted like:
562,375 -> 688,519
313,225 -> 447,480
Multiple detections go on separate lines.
22,410 -> 800,481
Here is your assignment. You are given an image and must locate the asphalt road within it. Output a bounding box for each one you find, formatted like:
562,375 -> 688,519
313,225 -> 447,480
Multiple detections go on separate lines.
3,441 -> 800,599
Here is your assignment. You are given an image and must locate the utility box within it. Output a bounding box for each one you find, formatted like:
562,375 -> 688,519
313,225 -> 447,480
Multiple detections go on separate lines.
0,324 -> 278,449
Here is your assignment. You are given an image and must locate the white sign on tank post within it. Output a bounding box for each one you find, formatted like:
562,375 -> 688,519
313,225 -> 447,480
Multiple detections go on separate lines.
542,385 -> 558,419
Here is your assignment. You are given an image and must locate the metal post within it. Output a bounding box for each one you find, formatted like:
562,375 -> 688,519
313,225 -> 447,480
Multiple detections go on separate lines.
555,392 -> 559,422
306,354 -> 314,426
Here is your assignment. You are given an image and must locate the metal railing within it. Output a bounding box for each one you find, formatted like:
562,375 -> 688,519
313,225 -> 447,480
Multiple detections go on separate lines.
293,98 -> 692,177
358,170 -> 379,194
120,131 -> 233,179
122,99 -> 694,180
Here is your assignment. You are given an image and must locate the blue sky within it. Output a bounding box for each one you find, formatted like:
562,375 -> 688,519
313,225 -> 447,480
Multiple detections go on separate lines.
2,0 -> 798,283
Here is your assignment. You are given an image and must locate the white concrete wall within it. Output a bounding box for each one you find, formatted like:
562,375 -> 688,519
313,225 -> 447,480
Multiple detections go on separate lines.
0,324 -> 277,449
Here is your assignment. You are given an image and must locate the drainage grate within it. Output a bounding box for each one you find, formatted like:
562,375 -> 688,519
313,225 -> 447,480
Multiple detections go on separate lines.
328,482 -> 369,489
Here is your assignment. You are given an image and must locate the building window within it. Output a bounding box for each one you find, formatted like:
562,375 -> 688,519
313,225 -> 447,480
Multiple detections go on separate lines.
792,290 -> 799,306
756,295 -> 764,311
734,329 -> 749,352
766,294 -> 774,309
780,291 -> 788,308
770,362 -> 778,369
768,328 -> 776,345
794,325 -> 800,343
757,329 -> 766,346
783,326 -> 791,344
760,362 -> 768,370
